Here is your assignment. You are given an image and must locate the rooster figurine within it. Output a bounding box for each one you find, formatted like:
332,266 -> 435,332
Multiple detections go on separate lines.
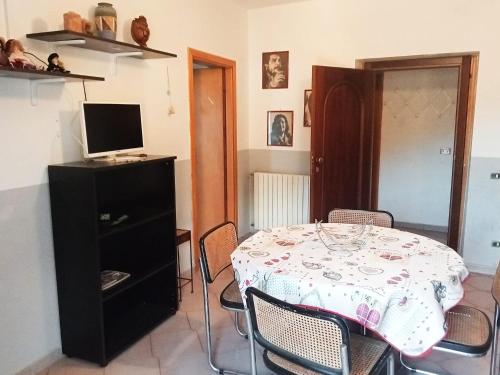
131,16 -> 150,47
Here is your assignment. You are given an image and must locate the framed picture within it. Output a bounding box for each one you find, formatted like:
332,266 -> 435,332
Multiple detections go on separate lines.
304,89 -> 312,127
267,111 -> 293,146
262,51 -> 289,89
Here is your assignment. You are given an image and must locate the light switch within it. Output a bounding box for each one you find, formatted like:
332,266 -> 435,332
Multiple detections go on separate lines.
440,148 -> 451,155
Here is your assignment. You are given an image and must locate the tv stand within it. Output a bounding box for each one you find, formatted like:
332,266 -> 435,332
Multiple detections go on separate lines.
48,155 -> 177,365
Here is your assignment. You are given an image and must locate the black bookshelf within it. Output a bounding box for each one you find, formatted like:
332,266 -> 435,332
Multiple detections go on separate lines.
48,155 -> 178,365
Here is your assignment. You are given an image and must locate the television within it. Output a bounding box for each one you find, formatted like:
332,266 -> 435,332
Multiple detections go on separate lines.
80,102 -> 144,159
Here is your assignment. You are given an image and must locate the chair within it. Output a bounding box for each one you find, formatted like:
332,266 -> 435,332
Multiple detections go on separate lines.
328,208 -> 394,228
490,262 -> 500,375
199,221 -> 249,375
244,286 -> 395,375
400,304 -> 493,374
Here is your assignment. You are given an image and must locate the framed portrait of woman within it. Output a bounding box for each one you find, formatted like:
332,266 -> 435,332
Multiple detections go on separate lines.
267,111 -> 293,147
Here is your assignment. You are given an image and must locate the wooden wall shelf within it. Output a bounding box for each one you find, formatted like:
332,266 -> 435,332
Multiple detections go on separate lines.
0,66 -> 104,81
27,30 -> 177,59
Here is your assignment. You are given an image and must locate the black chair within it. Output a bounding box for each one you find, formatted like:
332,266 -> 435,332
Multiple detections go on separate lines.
245,286 -> 395,375
490,262 -> 500,375
328,208 -> 394,228
199,222 -> 249,375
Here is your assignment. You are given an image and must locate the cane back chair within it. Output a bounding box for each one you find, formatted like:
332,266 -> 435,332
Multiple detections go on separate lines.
245,287 -> 395,375
199,221 -> 249,375
328,209 -> 394,228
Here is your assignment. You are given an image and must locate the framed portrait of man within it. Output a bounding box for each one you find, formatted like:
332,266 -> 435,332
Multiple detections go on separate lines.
267,110 -> 293,147
304,89 -> 312,127
262,51 -> 289,89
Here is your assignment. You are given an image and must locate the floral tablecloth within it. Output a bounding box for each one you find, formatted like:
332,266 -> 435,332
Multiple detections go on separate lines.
231,223 -> 468,357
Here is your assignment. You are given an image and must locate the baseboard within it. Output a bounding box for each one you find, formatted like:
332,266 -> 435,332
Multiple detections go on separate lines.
15,349 -> 62,375
395,221 -> 447,233
465,261 -> 496,275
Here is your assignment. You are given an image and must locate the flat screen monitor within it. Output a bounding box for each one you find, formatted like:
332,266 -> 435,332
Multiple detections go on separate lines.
80,102 -> 144,159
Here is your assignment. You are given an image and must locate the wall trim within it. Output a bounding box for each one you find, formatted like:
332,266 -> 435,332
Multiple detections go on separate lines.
465,262 -> 496,275
15,349 -> 62,375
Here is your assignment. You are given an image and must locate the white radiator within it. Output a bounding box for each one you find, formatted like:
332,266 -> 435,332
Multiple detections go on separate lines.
253,172 -> 310,230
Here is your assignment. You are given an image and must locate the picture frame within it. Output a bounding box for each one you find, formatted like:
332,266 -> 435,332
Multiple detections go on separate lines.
304,89 -> 312,127
267,111 -> 293,147
262,51 -> 289,89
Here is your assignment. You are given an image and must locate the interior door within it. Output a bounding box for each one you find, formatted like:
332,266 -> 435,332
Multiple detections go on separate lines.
310,66 -> 381,222
193,67 -> 227,237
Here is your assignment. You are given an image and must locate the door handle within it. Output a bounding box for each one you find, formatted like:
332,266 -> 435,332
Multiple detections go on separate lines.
312,156 -> 324,173
316,157 -> 324,165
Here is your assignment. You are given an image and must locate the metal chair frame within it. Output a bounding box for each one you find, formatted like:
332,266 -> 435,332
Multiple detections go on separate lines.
490,262 -> 500,375
245,287 -> 395,375
328,208 -> 394,228
199,221 -> 252,375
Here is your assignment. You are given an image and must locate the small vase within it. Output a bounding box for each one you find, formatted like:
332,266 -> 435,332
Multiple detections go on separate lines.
95,2 -> 117,40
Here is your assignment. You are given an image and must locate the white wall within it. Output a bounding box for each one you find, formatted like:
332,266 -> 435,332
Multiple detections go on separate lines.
247,0 -> 500,270
0,1 -> 248,374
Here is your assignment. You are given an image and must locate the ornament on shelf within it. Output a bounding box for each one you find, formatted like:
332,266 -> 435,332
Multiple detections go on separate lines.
64,11 -> 92,34
131,16 -> 150,47
0,37 -> 9,66
4,39 -> 37,69
94,2 -> 117,40
47,53 -> 70,73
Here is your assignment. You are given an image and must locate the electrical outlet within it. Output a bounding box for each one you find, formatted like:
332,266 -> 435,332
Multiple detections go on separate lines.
440,148 -> 451,155
491,173 -> 500,179
492,241 -> 500,248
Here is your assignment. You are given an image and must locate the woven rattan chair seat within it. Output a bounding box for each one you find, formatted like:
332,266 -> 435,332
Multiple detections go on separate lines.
437,304 -> 492,355
328,209 -> 393,228
220,279 -> 244,310
263,333 -> 390,375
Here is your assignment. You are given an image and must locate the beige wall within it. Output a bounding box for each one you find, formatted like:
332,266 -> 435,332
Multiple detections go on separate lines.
0,1 -> 248,374
247,0 -> 500,272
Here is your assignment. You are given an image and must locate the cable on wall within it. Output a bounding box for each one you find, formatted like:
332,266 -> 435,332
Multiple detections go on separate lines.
82,80 -> 87,101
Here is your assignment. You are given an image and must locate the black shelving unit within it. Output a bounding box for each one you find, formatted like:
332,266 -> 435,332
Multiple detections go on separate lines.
48,155 -> 178,366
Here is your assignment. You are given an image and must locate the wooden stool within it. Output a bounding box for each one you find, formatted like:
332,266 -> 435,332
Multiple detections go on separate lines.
176,229 -> 194,301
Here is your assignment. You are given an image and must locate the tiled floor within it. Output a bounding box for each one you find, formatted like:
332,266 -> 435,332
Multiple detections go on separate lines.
394,226 -> 448,245
37,269 -> 497,375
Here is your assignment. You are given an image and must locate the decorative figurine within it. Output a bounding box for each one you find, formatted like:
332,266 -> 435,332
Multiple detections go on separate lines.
131,16 -> 150,47
47,53 -> 70,73
94,2 -> 117,40
0,37 -> 9,66
4,39 -> 37,69
64,11 -> 93,34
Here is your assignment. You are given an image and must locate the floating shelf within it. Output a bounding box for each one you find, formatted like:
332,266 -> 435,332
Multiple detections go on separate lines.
26,30 -> 177,59
0,66 -> 104,81
0,66 -> 104,105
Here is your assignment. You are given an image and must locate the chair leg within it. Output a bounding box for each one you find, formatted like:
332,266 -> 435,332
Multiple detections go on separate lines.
490,304 -> 499,375
200,261 -> 248,375
399,352 -> 439,375
245,308 -> 257,375
235,312 -> 248,338
386,351 -> 395,375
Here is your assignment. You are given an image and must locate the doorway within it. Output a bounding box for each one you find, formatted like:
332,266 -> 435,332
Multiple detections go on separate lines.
357,53 -> 479,251
188,48 -> 237,265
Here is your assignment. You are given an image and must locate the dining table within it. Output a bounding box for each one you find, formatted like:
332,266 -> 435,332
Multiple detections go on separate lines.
231,222 -> 469,357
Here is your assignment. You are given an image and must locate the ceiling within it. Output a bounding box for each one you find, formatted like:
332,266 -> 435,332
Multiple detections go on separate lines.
231,0 -> 309,9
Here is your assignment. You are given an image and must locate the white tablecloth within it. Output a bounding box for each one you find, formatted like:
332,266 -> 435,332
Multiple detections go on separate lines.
231,223 -> 468,356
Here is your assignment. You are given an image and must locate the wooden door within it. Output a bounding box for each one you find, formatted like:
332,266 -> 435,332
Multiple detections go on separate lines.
310,66 -> 381,222
193,68 -> 227,237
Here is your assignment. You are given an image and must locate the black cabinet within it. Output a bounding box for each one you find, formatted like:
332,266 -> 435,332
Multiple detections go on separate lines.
48,155 -> 178,365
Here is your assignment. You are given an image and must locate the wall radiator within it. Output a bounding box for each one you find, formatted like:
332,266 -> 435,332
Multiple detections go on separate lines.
253,172 -> 310,230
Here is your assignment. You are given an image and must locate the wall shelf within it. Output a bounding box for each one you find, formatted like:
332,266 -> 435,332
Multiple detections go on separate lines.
26,30 -> 177,59
0,67 -> 104,105
0,66 -> 104,81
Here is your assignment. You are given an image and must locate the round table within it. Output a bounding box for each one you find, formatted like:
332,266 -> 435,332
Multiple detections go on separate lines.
231,223 -> 469,357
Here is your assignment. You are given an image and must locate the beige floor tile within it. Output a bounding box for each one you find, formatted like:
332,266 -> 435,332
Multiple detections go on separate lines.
462,289 -> 495,311
197,323 -> 250,354
104,358 -> 160,375
151,311 -> 191,334
466,273 -> 494,292
151,328 -> 203,361
159,351 -> 208,375
186,302 -> 234,332
48,358 -> 104,375
113,335 -> 153,362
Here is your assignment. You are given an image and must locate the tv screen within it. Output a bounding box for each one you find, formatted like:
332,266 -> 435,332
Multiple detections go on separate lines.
80,102 -> 144,158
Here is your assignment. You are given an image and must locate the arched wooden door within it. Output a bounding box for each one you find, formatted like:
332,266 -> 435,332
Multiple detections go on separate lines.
310,66 -> 381,222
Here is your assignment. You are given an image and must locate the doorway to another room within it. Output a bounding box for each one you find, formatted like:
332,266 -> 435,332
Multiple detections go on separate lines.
188,49 -> 237,265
